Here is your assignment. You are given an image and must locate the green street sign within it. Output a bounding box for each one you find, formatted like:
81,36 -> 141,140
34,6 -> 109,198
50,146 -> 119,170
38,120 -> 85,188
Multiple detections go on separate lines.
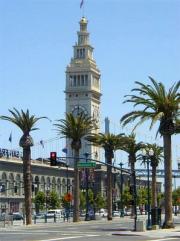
77,162 -> 96,168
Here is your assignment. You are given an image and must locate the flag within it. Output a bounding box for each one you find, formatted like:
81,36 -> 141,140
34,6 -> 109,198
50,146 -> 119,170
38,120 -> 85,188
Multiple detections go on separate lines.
62,147 -> 68,154
9,132 -> 12,143
80,0 -> 84,8
40,140 -> 44,148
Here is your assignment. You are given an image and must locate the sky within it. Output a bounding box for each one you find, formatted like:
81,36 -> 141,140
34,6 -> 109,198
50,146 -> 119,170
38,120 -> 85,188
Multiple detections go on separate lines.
0,0 -> 179,180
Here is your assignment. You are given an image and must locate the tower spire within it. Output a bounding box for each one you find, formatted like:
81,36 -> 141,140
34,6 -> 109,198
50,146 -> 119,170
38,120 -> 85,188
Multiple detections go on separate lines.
65,18 -> 101,166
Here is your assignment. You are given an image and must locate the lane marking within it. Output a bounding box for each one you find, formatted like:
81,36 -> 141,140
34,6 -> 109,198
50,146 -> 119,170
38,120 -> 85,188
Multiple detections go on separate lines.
146,238 -> 180,241
0,232 -> 45,235
35,234 -> 100,241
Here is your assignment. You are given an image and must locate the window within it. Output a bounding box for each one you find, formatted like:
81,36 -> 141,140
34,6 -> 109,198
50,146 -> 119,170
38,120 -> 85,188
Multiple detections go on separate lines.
69,75 -> 73,86
74,77 -> 77,86
77,49 -> 80,58
80,49 -> 83,58
77,48 -> 85,59
81,75 -> 84,86
85,75 -> 88,86
83,48 -> 85,58
77,75 -> 80,86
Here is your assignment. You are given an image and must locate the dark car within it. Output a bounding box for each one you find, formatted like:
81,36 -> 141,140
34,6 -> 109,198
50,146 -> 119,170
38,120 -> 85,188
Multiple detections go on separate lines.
12,212 -> 24,220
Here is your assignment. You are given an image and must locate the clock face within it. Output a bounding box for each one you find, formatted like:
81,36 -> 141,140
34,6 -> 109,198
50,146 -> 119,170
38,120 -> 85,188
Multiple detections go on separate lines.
72,105 -> 88,117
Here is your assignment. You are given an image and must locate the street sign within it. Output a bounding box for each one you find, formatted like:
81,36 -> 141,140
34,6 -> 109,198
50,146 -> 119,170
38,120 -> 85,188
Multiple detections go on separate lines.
77,162 -> 96,168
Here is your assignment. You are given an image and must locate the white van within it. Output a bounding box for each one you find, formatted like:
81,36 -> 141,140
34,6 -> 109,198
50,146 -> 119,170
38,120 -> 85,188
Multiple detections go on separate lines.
46,209 -> 63,218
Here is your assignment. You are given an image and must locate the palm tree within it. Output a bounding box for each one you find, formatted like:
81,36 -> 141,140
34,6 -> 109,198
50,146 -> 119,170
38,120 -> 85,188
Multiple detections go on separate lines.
120,133 -> 145,177
0,108 -> 47,225
144,144 -> 163,209
120,133 -> 145,218
120,77 -> 180,228
86,133 -> 126,220
54,112 -> 96,222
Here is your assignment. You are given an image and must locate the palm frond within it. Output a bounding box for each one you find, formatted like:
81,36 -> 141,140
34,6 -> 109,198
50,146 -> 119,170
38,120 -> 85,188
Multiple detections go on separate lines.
121,78 -> 180,136
0,108 -> 48,133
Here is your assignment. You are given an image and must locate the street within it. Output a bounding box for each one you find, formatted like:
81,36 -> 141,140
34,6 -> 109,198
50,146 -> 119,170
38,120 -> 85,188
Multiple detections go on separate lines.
0,218 -> 180,241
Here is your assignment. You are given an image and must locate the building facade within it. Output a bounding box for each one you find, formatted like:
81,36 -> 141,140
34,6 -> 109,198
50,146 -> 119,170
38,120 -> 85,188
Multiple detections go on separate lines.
0,156 -> 124,215
0,157 -> 74,214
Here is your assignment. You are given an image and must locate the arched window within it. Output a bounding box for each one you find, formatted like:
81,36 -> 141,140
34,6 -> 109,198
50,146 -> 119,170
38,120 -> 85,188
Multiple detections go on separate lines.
57,178 -> 61,197
40,176 -> 45,192
52,177 -> 56,191
46,177 -> 51,192
1,172 -> 7,196
15,174 -> 21,196
9,173 -> 14,196
62,178 -> 66,195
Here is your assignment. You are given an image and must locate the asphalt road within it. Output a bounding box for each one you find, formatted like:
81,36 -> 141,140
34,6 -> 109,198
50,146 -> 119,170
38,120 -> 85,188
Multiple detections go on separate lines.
0,218 -> 180,241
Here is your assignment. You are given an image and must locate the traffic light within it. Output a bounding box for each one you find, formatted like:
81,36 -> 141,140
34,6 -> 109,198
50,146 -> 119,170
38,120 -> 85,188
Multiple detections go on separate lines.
50,152 -> 57,166
32,184 -> 35,192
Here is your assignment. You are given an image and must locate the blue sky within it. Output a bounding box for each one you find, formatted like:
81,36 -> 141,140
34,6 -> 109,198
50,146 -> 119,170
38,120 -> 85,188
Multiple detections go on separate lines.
0,0 -> 179,175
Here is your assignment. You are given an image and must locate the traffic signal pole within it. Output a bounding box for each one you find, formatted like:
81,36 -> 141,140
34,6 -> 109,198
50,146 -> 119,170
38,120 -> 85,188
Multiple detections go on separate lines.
48,155 -> 137,230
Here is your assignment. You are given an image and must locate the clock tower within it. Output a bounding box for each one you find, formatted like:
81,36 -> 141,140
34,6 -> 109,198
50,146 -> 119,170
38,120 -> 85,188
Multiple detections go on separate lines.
65,17 -> 101,165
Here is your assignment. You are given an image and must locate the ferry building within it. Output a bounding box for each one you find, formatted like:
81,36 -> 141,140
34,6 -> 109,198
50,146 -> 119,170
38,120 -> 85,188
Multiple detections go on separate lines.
0,18 -> 158,215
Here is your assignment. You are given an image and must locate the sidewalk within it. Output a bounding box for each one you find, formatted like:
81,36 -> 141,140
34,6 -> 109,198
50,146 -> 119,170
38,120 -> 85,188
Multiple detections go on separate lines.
112,216 -> 180,239
112,225 -> 180,239
1,215 -> 180,239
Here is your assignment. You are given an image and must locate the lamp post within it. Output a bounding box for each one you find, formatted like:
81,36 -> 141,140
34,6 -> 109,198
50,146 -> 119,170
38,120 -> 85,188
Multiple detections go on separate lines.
142,149 -> 153,230
84,152 -> 90,221
45,185 -> 50,213
132,169 -> 137,231
65,159 -> 70,220
119,162 -> 124,217
173,175 -> 177,216
66,160 -> 69,194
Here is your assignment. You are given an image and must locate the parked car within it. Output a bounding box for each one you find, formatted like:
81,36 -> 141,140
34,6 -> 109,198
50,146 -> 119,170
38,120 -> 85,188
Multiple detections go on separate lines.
46,209 -> 63,219
35,212 -> 46,219
124,209 -> 131,216
0,213 -> 5,221
113,211 -> 120,217
96,209 -> 108,217
12,212 -> 24,220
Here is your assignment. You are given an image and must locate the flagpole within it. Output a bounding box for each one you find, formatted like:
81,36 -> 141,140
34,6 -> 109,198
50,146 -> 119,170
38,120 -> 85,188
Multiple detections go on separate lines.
11,136 -> 12,159
80,0 -> 85,17
9,132 -> 12,159
82,2 -> 85,17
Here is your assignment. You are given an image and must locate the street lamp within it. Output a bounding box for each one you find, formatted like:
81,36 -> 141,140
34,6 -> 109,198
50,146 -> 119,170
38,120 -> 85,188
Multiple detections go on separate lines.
142,148 -> 153,230
119,162 -> 124,217
66,160 -> 69,194
84,152 -> 90,221
173,175 -> 177,216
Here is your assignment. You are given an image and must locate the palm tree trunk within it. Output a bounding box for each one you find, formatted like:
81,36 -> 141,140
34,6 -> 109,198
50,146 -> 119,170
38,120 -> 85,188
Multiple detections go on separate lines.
130,160 -> 135,216
107,159 -> 112,220
23,147 -> 32,225
152,165 -> 157,208
163,134 -> 174,228
73,149 -> 80,222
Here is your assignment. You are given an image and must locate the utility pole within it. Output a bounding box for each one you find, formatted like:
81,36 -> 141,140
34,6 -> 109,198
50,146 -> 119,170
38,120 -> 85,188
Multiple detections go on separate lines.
119,162 -> 124,217
84,152 -> 90,221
